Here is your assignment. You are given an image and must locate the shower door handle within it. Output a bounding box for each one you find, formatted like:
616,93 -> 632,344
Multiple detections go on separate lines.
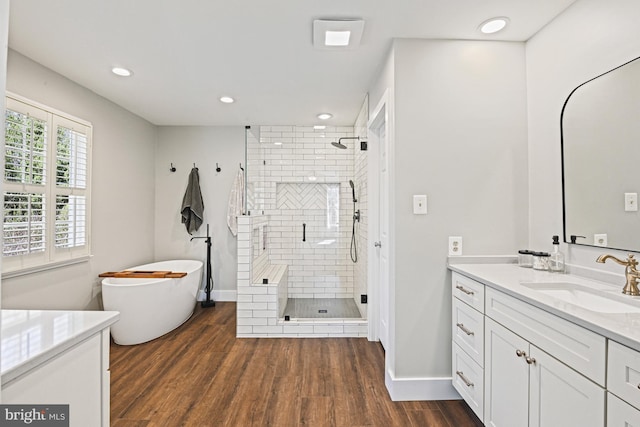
302,223 -> 306,242
374,241 -> 382,248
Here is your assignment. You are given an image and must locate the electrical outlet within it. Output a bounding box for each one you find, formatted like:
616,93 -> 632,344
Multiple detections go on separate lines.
449,236 -> 463,256
594,233 -> 608,247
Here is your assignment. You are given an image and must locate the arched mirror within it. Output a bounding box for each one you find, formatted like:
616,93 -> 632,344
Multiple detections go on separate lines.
562,56 -> 640,251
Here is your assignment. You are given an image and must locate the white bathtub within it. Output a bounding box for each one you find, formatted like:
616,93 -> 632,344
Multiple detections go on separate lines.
102,260 -> 203,345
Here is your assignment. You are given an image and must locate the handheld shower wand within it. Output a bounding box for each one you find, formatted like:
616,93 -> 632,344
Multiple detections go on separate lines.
349,180 -> 357,203
349,180 -> 359,263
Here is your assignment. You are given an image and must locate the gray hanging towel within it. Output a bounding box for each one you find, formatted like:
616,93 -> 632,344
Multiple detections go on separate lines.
181,167 -> 204,234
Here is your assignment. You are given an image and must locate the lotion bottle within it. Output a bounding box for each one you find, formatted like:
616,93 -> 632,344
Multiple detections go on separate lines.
549,235 -> 565,273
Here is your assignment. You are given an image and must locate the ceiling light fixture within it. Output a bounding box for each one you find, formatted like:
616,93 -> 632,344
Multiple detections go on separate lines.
111,67 -> 132,77
219,96 -> 235,104
314,125 -> 326,130
479,17 -> 509,34
313,19 -> 365,50
325,31 -> 351,46
317,113 -> 332,120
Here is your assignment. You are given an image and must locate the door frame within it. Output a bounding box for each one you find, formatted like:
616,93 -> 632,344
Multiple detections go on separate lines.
367,89 -> 392,348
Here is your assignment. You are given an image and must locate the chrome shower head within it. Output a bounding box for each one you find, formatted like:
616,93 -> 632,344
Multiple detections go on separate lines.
331,141 -> 347,149
330,136 -> 361,150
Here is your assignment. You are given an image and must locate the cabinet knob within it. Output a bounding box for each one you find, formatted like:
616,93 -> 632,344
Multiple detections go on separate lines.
525,356 -> 536,365
374,241 -> 382,248
515,349 -> 526,358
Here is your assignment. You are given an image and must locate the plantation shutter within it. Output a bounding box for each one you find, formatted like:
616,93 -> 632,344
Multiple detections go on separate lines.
3,95 -> 91,274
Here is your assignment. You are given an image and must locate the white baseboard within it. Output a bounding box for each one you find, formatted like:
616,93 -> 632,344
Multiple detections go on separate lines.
385,368 -> 462,401
197,289 -> 237,302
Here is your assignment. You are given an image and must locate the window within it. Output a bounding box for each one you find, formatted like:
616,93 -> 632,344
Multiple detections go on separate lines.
3,94 -> 92,274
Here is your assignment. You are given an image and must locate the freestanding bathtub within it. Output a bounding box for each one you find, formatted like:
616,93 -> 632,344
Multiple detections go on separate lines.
102,260 -> 203,345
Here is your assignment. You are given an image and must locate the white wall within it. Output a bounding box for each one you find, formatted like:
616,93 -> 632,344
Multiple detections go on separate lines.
370,39 -> 529,383
526,0 -> 640,270
154,126 -> 244,299
4,50 -> 157,309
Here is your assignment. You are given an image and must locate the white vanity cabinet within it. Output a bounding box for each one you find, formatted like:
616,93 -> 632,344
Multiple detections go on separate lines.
607,340 -> 640,426
451,272 -> 485,421
485,317 -> 605,427
1,310 -> 118,427
451,271 -> 606,427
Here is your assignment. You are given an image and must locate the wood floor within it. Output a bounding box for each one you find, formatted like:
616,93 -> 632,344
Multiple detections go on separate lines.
110,302 -> 483,427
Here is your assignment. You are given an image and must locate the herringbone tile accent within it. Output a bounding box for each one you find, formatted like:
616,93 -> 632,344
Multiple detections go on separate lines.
276,183 -> 339,210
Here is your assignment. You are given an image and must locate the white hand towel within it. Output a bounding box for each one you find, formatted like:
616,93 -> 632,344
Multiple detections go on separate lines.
227,167 -> 245,236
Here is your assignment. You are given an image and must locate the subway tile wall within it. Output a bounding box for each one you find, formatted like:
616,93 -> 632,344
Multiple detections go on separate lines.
248,125 -> 356,299
236,215 -> 367,338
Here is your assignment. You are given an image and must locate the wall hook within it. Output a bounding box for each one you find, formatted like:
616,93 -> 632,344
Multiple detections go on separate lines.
216,163 -> 222,172
170,163 -> 176,172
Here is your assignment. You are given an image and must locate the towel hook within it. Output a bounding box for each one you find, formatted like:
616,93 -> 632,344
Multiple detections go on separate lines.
170,163 -> 176,172
240,163 -> 244,171
193,163 -> 198,170
216,163 -> 221,172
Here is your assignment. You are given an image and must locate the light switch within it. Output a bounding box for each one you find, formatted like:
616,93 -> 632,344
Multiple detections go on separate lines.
625,193 -> 638,212
413,195 -> 427,215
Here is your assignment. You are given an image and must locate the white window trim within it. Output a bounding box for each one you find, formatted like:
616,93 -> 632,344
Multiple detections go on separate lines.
3,92 -> 92,275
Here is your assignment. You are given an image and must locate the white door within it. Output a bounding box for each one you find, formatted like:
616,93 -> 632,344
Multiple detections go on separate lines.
484,318 -> 529,427
529,345 -> 605,427
368,99 -> 389,349
378,120 -> 389,349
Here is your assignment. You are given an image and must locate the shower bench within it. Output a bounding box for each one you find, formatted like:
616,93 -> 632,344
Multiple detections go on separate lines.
252,263 -> 289,318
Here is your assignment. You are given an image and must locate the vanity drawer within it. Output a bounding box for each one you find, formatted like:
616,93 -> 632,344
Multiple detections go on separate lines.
452,342 -> 483,422
452,272 -> 485,313
608,340 -> 640,410
485,287 -> 606,385
608,392 -> 640,426
453,297 -> 484,366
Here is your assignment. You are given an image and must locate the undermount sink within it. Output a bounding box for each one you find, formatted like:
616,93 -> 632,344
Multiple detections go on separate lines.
520,282 -> 640,314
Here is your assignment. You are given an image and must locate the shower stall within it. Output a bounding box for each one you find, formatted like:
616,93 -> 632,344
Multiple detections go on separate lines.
237,112 -> 369,337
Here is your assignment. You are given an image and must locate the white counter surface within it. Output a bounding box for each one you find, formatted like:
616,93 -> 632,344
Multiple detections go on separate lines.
1,309 -> 119,384
449,263 -> 640,353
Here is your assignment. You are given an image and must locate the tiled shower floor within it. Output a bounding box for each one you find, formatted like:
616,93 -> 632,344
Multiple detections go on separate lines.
282,298 -> 362,319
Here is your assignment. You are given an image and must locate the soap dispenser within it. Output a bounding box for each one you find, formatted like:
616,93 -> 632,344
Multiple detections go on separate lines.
549,235 -> 565,273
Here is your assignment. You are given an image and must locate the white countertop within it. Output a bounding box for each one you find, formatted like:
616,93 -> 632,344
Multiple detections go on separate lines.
449,263 -> 640,353
1,309 -> 119,384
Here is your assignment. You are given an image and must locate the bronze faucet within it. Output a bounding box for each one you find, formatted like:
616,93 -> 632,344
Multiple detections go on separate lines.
596,254 -> 640,296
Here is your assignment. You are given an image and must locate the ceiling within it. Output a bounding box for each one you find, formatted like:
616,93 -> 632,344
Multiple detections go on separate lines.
8,0 -> 576,127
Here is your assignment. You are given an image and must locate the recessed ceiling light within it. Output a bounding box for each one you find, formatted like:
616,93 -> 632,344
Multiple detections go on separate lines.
313,19 -> 365,50
317,113 -> 332,120
220,96 -> 235,104
274,142 -> 283,146
111,67 -> 132,77
314,125 -> 326,130
479,17 -> 509,34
